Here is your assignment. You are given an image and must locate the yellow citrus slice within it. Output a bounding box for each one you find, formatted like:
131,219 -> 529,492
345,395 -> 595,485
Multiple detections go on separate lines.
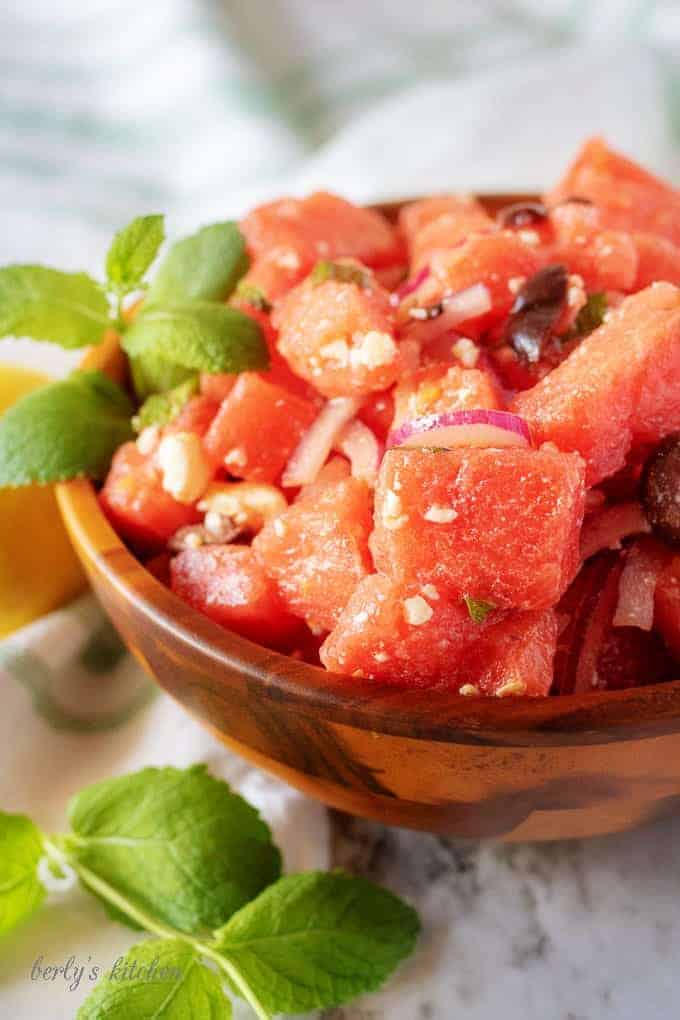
0,364 -> 86,637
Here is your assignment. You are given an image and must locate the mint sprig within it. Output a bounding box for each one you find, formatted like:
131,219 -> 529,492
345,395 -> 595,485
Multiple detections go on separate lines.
0,371 -> 133,486
0,765 -> 420,1019
0,213 -> 263,487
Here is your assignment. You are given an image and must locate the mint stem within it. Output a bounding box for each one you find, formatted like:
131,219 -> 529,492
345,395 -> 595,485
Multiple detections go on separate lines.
48,836 -> 271,1019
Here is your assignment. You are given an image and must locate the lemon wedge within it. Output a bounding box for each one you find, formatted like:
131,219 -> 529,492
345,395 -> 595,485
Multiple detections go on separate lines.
0,364 -> 86,637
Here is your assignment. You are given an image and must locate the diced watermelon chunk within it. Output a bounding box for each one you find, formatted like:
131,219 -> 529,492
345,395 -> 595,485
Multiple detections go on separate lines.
393,361 -> 502,426
274,269 -> 401,398
547,137 -> 680,246
320,573 -> 556,695
513,283 -> 680,484
407,232 -> 543,335
241,192 -> 403,270
358,390 -> 396,442
238,242 -> 316,303
633,233 -> 680,290
371,445 -> 585,609
294,455 -> 351,505
170,545 -> 303,649
655,556 -> 680,661
100,442 -> 200,553
549,202 -> 638,292
203,373 -> 317,484
400,195 -> 495,268
253,475 -> 373,632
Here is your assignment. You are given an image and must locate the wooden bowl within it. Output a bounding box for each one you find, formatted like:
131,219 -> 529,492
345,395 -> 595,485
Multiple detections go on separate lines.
57,197 -> 680,842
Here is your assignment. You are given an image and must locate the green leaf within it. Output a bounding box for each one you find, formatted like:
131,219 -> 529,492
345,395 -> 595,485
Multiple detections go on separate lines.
0,265 -> 109,348
106,215 -> 165,293
571,291 -> 607,338
122,302 -> 268,374
129,353 -> 195,401
77,938 -> 232,1020
463,595 -> 496,624
65,766 -> 281,936
0,811 -> 45,935
0,371 -> 133,487
311,260 -> 370,288
132,377 -> 198,433
147,223 -> 249,304
213,871 -> 420,1015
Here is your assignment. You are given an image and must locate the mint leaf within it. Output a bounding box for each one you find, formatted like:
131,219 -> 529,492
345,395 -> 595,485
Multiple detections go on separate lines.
129,353 -> 195,401
64,766 -> 281,936
132,377 -> 198,433
122,302 -> 268,374
311,260 -> 370,288
0,811 -> 45,935
77,938 -> 232,1020
463,595 -> 496,624
147,223 -> 248,304
571,291 -> 607,338
0,371 -> 133,486
106,215 -> 165,294
213,871 -> 420,1015
0,265 -> 109,348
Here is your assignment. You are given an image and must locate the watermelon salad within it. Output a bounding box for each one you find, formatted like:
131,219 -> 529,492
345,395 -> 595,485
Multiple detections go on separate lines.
99,138 -> 680,698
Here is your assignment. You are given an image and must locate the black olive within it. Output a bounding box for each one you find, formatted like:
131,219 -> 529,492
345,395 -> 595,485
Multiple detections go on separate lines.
497,201 -> 548,229
503,264 -> 569,363
642,435 -> 680,546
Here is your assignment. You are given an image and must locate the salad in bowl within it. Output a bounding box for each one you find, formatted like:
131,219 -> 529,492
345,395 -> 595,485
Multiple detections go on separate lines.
2,137 -> 680,703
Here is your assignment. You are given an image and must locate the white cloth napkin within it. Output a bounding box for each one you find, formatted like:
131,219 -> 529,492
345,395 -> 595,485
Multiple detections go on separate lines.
1,1 -> 679,1015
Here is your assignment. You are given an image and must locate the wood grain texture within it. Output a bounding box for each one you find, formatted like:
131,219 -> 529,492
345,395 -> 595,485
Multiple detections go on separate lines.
56,197 -> 680,841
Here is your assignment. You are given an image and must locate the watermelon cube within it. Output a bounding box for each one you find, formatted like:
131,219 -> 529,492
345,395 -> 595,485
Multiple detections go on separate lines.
241,192 -> 403,270
371,445 -> 585,609
633,233 -> 680,290
549,202 -> 638,293
546,137 -> 680,246
253,475 -> 373,633
100,442 -> 200,553
203,373 -> 317,483
170,545 -> 303,649
392,361 -> 502,426
320,573 -> 556,695
274,269 -> 401,398
513,283 -> 680,484
399,195 -> 495,268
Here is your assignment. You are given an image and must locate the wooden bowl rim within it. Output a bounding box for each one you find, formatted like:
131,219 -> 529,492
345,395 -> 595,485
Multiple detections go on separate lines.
56,194 -> 680,747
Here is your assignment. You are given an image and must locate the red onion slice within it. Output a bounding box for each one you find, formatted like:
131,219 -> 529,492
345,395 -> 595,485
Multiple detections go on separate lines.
282,396 -> 363,488
334,420 -> 382,485
404,283 -> 492,344
390,264 -> 430,306
387,409 -> 532,451
613,537 -> 667,631
579,502 -> 651,563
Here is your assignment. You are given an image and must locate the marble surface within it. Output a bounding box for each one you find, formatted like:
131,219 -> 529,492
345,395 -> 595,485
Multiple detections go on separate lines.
324,811 -> 680,1020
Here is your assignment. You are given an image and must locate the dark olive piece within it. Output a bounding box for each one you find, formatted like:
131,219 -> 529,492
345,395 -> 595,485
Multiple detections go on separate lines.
497,201 -> 548,229
503,264 -> 569,363
642,435 -> 680,547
